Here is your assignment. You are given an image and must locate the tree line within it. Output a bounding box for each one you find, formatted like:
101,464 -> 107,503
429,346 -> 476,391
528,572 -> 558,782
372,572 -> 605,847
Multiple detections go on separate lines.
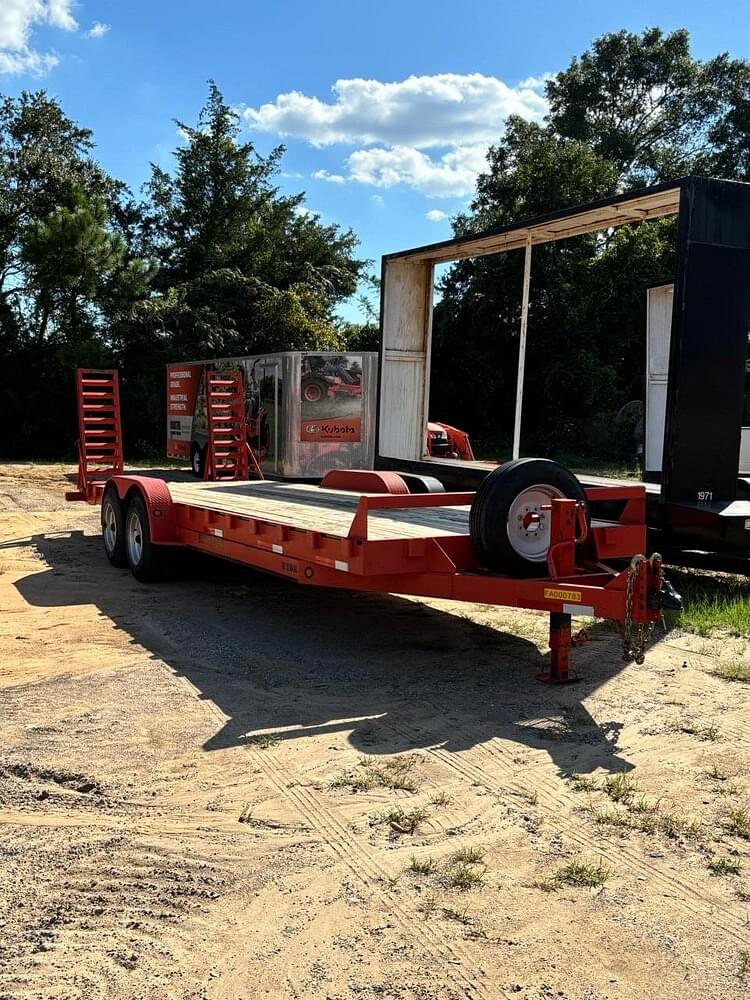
432,28 -> 750,463
2,28 -> 750,465
0,82 -> 367,458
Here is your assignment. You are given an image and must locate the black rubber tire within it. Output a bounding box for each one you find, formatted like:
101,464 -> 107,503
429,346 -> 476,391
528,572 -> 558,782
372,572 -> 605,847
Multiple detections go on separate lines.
124,493 -> 163,582
469,458 -> 588,576
301,377 -> 328,403
190,442 -> 206,478
101,485 -> 127,568
397,473 -> 446,494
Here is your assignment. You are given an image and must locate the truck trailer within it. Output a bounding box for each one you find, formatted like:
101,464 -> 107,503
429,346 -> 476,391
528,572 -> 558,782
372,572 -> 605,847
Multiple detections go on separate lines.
66,367 -> 679,685
375,175 -> 750,560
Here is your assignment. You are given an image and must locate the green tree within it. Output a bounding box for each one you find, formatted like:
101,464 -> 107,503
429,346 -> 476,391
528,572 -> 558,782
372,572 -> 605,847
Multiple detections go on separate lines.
546,27 -> 750,185
0,91 -> 151,458
432,28 -> 750,461
139,82 -> 365,358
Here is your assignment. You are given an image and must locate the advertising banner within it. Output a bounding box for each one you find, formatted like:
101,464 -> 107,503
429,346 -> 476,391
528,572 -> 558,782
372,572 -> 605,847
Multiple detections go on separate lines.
300,354 -> 363,443
166,363 -> 204,458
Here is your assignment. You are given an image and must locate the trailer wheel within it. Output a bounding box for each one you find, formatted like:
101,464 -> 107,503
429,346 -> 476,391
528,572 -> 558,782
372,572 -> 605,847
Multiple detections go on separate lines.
302,377 -> 328,403
124,493 -> 163,582
101,485 -> 127,567
470,458 -> 588,576
397,473 -> 446,494
190,443 -> 206,478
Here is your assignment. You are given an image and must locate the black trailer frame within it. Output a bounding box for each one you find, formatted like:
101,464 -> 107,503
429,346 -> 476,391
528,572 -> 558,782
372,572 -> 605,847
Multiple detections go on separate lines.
375,176 -> 750,559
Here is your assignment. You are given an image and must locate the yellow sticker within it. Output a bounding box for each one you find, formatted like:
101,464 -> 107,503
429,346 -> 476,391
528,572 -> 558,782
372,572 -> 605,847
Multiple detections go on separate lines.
544,588 -> 581,602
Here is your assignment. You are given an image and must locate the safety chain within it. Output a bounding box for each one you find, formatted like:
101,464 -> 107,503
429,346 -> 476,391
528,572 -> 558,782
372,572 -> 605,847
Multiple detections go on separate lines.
622,552 -> 664,665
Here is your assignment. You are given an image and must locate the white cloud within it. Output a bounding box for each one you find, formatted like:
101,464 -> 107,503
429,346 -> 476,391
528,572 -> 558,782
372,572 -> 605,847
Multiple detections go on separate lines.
244,73 -> 546,149
313,169 -> 347,184
426,209 -> 449,222
314,143 -> 489,198
245,72 -> 548,198
86,22 -> 110,39
517,73 -> 555,91
0,0 -> 77,76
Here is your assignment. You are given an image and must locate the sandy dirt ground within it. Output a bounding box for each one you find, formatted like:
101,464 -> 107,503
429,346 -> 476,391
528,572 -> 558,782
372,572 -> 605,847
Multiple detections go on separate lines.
1,463 -> 750,1000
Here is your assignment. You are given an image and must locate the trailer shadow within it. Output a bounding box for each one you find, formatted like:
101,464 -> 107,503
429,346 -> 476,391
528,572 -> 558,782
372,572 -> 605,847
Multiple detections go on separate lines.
11,528 -> 657,777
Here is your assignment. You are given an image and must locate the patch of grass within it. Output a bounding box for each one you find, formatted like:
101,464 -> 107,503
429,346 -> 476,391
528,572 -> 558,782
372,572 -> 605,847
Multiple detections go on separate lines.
409,855 -> 436,875
593,807 -> 632,830
247,732 -> 282,750
567,773 -> 598,792
417,894 -> 437,918
657,812 -> 702,840
603,773 -> 637,804
727,808 -> 750,840
669,719 -> 721,742
739,949 -> 750,981
441,905 -> 489,938
708,764 -> 729,781
381,806 -> 429,834
634,813 -> 660,835
514,787 -> 538,805
330,770 -> 378,792
441,905 -> 471,924
448,863 -> 486,889
554,859 -> 611,888
665,569 -> 750,638
451,846 -> 485,865
533,876 -> 561,892
332,755 -> 421,794
713,662 -> 750,683
429,791 -> 453,807
715,780 -> 743,797
708,856 -> 742,876
629,794 -> 661,815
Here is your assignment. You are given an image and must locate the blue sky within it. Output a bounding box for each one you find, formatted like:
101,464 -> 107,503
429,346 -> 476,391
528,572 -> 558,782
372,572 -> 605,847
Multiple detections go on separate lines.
2,0 -> 749,320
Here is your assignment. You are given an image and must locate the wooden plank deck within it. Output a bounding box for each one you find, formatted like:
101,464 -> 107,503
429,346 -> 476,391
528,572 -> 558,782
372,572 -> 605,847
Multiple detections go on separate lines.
168,480 -> 470,541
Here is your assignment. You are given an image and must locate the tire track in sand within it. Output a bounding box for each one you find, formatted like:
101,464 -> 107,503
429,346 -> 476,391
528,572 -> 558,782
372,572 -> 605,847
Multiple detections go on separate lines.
389,696 -> 750,948
188,685 -> 506,1000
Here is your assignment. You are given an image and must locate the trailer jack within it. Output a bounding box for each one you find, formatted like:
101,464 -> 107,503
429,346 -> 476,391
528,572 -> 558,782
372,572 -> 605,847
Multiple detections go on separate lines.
537,611 -> 578,684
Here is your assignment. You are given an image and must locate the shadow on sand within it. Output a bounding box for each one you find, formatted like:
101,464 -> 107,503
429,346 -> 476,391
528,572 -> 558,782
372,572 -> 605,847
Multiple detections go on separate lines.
9,523 -> 658,777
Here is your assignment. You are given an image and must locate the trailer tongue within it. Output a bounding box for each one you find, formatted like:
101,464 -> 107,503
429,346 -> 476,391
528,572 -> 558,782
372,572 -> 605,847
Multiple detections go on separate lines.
65,370 -> 678,684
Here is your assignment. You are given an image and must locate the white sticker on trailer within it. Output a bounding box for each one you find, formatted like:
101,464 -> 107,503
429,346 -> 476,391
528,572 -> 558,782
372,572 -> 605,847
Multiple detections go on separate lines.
212,528 -> 223,537
334,560 -> 349,572
564,603 -> 595,616
272,544 -> 283,554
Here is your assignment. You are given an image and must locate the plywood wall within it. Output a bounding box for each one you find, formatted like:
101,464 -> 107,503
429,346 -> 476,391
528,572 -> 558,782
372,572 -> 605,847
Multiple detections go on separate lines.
378,260 -> 433,460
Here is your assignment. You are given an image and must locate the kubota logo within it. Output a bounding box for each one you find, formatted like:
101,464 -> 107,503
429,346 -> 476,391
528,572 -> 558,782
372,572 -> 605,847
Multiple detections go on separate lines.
306,423 -> 319,434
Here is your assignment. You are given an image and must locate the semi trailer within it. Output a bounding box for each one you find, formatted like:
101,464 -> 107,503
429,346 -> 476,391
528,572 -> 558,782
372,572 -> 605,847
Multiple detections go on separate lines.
375,175 -> 750,560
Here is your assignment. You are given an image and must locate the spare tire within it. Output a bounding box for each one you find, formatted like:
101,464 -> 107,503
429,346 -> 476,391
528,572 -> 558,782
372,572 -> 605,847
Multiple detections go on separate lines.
470,458 -> 588,576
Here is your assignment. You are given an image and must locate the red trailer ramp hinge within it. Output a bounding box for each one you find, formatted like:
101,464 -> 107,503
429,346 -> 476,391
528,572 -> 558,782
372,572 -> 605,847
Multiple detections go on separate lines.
204,370 -> 251,482
66,368 -> 123,502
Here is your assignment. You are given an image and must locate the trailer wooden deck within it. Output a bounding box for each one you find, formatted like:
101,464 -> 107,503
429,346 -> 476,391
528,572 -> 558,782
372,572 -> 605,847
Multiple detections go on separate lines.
168,480 -> 471,541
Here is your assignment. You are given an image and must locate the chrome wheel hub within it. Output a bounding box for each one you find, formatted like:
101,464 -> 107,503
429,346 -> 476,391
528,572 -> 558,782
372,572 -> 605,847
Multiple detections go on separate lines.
126,509 -> 143,566
506,484 -> 565,562
102,500 -> 117,553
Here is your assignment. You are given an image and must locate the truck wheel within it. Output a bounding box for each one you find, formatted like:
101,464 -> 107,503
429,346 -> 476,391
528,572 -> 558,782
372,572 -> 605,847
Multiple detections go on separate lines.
190,443 -> 206,478
124,493 -> 163,582
302,377 -> 328,403
470,458 -> 588,576
101,485 -> 127,567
